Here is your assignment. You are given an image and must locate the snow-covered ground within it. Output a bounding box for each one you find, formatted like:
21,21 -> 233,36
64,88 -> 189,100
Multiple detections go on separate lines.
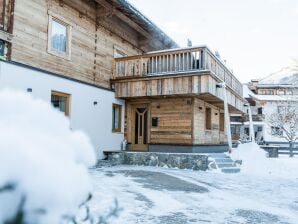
89,143 -> 298,223
90,165 -> 298,224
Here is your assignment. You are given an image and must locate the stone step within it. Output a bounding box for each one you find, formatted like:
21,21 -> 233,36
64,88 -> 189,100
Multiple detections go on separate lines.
217,163 -> 236,168
221,167 -> 241,173
208,153 -> 230,158
214,158 -> 234,163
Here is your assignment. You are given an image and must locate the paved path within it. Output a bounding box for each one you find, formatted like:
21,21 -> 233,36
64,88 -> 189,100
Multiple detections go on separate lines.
89,166 -> 298,224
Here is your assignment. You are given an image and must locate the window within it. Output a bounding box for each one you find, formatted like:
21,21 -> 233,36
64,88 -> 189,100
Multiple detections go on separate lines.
205,108 -> 212,130
114,48 -> 126,58
48,14 -> 71,60
51,20 -> 67,52
152,117 -> 159,128
230,126 -> 236,134
51,91 -> 70,116
266,90 -> 274,95
277,90 -> 285,95
271,126 -> 283,136
259,90 -> 266,95
257,107 -> 263,115
112,104 -> 122,132
219,113 -> 224,131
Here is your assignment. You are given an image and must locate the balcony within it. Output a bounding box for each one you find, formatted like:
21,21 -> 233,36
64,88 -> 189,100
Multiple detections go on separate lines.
112,46 -> 245,113
245,114 -> 265,122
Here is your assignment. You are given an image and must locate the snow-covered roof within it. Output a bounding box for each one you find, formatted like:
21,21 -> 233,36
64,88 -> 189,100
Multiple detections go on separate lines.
243,84 -> 256,98
254,95 -> 288,101
256,84 -> 295,88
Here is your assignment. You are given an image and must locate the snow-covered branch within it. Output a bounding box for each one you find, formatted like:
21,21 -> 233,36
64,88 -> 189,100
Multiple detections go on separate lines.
266,102 -> 298,157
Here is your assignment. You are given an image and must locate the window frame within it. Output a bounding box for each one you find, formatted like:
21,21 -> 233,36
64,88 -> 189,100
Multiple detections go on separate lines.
47,12 -> 72,60
51,90 -> 71,117
112,104 -> 122,133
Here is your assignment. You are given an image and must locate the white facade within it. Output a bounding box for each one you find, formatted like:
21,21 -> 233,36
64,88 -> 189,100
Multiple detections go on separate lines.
244,100 -> 298,145
0,61 -> 125,159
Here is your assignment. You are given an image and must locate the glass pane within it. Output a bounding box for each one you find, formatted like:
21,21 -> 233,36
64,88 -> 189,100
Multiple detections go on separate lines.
51,95 -> 67,113
135,112 -> 138,144
137,108 -> 146,113
139,115 -> 142,137
114,50 -> 125,58
143,111 -> 148,144
113,106 -> 120,130
51,20 -> 67,53
114,108 -> 119,129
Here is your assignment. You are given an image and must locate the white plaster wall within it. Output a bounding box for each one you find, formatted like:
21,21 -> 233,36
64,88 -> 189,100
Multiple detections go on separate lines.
0,61 -> 125,159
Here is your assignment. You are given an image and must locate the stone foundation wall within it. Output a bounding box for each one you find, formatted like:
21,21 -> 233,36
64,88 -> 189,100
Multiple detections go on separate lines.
104,152 -> 208,171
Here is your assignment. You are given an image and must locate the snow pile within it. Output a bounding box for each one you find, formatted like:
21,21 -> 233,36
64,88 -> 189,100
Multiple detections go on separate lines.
0,89 -> 96,223
231,142 -> 298,179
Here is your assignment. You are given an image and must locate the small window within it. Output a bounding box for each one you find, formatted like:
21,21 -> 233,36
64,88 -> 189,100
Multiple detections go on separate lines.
152,117 -> 159,127
257,107 -> 263,115
230,126 -> 236,134
48,14 -> 71,60
205,108 -> 212,130
271,126 -> 283,136
114,46 -> 126,58
112,104 -> 122,132
51,91 -> 70,116
114,49 -> 126,58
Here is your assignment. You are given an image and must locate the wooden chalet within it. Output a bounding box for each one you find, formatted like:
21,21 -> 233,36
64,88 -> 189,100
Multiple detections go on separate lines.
113,46 -> 245,152
0,0 -> 245,155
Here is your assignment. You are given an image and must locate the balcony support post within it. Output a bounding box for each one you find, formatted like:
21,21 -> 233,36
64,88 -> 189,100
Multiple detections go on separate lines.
217,82 -> 232,151
247,105 -> 255,142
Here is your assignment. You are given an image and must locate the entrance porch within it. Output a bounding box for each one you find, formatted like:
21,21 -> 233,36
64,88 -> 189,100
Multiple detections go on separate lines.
125,97 -> 233,153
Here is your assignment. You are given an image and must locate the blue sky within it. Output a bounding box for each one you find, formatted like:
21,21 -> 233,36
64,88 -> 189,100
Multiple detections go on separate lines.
129,0 -> 298,82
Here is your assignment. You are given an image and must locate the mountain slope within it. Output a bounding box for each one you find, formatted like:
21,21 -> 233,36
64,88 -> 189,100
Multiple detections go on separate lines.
259,63 -> 298,85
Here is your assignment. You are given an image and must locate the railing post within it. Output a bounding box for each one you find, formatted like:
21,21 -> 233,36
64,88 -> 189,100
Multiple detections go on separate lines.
113,60 -> 116,79
201,48 -> 208,70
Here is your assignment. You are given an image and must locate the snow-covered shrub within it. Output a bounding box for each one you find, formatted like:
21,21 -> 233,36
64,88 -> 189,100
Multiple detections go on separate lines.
0,89 -> 96,224
267,103 -> 298,157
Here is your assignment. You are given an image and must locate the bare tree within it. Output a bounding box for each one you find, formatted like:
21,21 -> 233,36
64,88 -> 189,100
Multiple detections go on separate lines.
267,103 -> 298,157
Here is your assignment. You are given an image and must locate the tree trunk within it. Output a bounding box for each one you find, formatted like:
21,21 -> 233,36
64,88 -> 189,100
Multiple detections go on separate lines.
289,141 -> 294,157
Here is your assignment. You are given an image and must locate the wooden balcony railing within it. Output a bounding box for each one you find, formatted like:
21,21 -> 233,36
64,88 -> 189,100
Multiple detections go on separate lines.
113,46 -> 243,97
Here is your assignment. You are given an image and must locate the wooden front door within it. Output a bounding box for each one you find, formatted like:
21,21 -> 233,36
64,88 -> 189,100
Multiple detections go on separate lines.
132,105 -> 149,151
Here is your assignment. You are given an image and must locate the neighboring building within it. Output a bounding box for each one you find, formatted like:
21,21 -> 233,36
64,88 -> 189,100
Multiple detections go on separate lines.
0,0 -> 245,158
232,70 -> 298,145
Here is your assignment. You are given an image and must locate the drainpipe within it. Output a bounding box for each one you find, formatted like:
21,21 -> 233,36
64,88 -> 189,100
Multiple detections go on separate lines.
217,83 -> 232,152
